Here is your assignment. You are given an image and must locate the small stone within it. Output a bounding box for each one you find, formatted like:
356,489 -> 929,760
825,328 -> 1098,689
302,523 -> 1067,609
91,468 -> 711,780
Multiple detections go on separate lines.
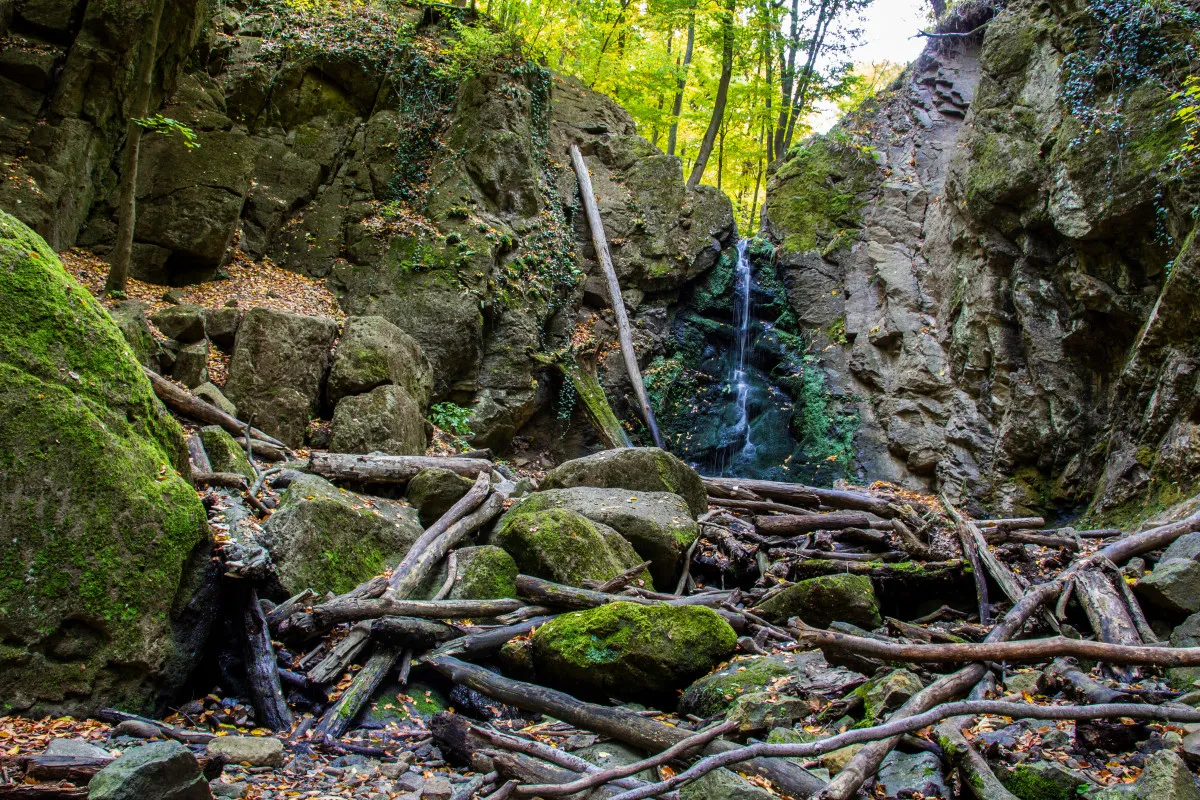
421,776 -> 452,800
394,773 -> 425,793
206,736 -> 285,767
877,751 -> 948,799
45,737 -> 111,759
210,781 -> 248,799
163,289 -> 185,305
1005,669 -> 1044,696
173,340 -> 209,388
861,669 -> 924,721
113,720 -> 163,739
194,383 -> 238,418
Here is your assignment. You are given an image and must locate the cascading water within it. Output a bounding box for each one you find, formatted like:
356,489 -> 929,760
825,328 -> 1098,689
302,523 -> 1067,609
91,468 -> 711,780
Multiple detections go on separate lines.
730,240 -> 757,464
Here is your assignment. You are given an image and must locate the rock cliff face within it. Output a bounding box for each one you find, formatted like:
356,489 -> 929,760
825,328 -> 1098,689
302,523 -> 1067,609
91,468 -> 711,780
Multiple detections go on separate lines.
763,0 -> 1200,520
1,0 -> 735,451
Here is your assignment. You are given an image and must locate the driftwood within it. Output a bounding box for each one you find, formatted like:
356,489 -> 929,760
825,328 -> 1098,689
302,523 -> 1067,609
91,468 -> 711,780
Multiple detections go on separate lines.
308,621 -> 372,684
1073,560 -> 1144,681
569,143 -> 662,448
983,529 -> 1080,550
975,517 -> 1045,531
187,434 -> 212,473
144,367 -> 285,448
754,512 -> 874,535
369,616 -> 463,648
426,655 -> 826,799
192,471 -> 249,490
267,589 -> 317,634
243,587 -> 293,731
1045,658 -> 1129,703
307,452 -> 493,485
428,617 -> 556,660
313,642 -> 404,740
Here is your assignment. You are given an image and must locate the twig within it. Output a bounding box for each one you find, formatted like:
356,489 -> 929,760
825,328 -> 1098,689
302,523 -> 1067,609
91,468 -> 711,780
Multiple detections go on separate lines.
674,537 -> 700,596
433,552 -> 459,602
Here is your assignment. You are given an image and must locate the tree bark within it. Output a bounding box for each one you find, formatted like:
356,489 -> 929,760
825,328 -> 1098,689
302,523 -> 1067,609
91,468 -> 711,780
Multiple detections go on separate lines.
686,0 -> 735,188
754,511 -> 874,534
312,597 -> 521,629
386,492 -> 504,600
569,144 -> 663,447
313,642 -> 402,740
243,587 -> 293,732
145,368 -> 287,448
307,452 -> 492,485
667,11 -> 695,157
105,0 -> 164,295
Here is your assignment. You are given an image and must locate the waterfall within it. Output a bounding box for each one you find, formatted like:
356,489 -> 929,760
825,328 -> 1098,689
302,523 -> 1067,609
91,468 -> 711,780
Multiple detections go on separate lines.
729,239 -> 756,465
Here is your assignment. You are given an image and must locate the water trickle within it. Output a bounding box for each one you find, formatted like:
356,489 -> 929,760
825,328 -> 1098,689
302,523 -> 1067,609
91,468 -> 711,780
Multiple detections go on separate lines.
729,239 -> 756,466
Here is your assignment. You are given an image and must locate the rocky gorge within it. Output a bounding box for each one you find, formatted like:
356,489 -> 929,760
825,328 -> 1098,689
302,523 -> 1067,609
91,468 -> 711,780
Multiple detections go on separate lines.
4,0 -> 1200,799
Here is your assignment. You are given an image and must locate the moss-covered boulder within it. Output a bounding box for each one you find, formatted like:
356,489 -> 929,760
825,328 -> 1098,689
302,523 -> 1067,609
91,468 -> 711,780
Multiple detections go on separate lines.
490,508 -> 652,589
224,308 -> 338,447
530,602 -> 736,699
753,573 -> 881,629
407,468 -> 474,527
540,448 -> 708,517
108,300 -> 159,369
679,651 -> 863,718
856,669 -> 924,721
1135,559 -> 1200,616
329,385 -> 427,456
1167,612 -> 1200,690
199,425 -> 254,480
1090,750 -> 1200,800
0,210 -> 213,714
509,487 -> 699,588
998,760 -> 1094,800
261,474 -> 422,595
327,315 -> 433,408
150,304 -> 206,343
417,546 -> 519,600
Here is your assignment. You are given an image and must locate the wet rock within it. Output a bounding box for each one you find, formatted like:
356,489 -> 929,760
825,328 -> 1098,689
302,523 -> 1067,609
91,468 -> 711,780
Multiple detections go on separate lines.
508,487 -> 699,588
46,738 -> 111,759
530,602 -> 737,699
209,781 -> 248,799
206,736 -> 284,767
679,651 -> 863,718
417,545 -> 519,600
490,508 -> 652,588
752,574 -> 881,629
88,740 -> 211,800
407,468 -> 474,527
261,474 -> 422,595
876,751 -> 947,799
224,309 -> 338,447
113,720 -> 163,739
152,305 -> 207,343
421,776 -> 452,800
1075,719 -> 1150,753
540,447 -> 707,517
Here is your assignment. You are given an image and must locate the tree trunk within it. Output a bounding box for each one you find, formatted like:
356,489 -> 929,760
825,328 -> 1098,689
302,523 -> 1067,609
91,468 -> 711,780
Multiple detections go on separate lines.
242,587 -> 293,732
686,0 -> 735,189
105,0 -> 164,295
569,144 -> 664,447
774,0 -> 806,161
306,452 -> 492,485
667,12 -> 695,157
783,0 -> 838,154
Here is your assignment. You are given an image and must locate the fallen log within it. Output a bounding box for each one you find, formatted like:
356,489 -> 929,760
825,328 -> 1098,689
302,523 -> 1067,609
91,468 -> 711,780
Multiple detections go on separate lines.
144,367 -> 286,448
569,143 -> 662,448
974,517 -> 1045,531
754,512 -> 874,535
95,709 -> 214,745
605,699 -> 1200,800
369,616 -> 463,649
428,617 -> 556,660
312,597 -> 522,629
233,436 -> 288,462
313,642 -> 403,740
1097,510 -> 1200,563
1045,658 -> 1130,704
935,718 -> 1021,800
426,655 -> 826,799
709,497 -> 813,516
187,434 -> 212,473
982,529 -> 1080,550
307,452 -> 493,485
243,587 -> 293,731
267,588 -> 317,634
516,575 -> 655,611
388,491 -> 504,599
540,355 -> 632,449
792,623 -> 1199,665
192,471 -> 249,490
1074,559 -> 1144,680
705,477 -> 876,513
307,621 -> 372,684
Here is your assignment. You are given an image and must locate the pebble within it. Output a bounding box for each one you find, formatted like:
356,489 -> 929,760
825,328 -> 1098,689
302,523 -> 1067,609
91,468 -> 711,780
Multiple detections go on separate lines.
211,780 -> 249,799
422,776 -> 453,800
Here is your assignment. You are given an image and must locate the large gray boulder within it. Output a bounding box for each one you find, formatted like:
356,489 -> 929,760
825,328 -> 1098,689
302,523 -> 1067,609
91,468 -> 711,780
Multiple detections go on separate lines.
490,508 -> 652,588
1136,559 -> 1200,615
407,467 -> 475,527
151,305 -> 206,343
262,474 -> 422,595
224,308 -> 338,447
508,488 -> 698,588
327,315 -> 433,408
329,384 -> 427,456
88,741 -> 211,800
540,448 -> 707,517
1167,612 -> 1200,690
416,545 -> 519,600
876,751 -> 948,800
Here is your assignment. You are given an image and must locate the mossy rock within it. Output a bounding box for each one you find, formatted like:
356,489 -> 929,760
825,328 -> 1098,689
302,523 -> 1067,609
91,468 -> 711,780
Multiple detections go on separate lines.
0,210 -> 212,715
999,760 -> 1093,800
261,474 -> 422,595
1166,611 -> 1200,691
327,315 -> 433,408
199,425 -> 254,481
510,487 -> 699,588
490,508 -> 653,589
855,669 -> 924,721
678,651 -> 863,718
752,573 -> 881,629
540,448 -> 707,517
680,767 -> 776,800
1089,750 -> 1199,800
107,300 -> 158,369
407,467 -> 474,527
329,385 -> 427,456
415,545 -> 519,601
530,602 -> 737,700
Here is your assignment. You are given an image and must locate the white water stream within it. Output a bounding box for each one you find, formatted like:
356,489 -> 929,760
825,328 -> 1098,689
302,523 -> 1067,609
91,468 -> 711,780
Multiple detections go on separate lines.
730,239 -> 756,463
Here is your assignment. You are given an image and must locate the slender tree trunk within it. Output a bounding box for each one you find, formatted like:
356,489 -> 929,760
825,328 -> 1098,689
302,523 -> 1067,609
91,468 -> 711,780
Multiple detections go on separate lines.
783,0 -> 838,153
773,0 -> 804,162
105,0 -> 164,295
749,119 -> 766,231
591,0 -> 633,85
686,0 -> 735,189
716,121 -> 725,190
667,11 -> 695,158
